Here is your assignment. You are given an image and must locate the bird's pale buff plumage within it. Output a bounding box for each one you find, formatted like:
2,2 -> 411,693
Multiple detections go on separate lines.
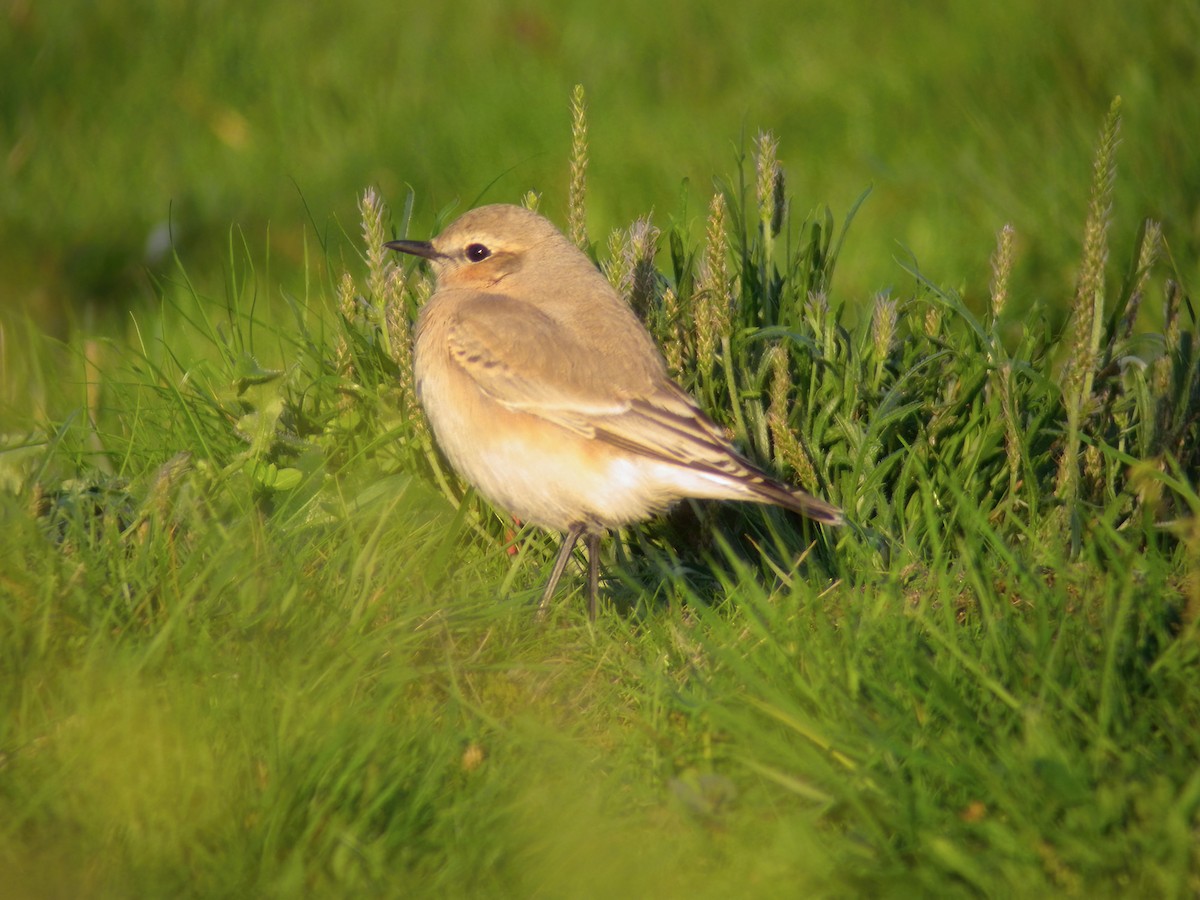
386,203 -> 841,618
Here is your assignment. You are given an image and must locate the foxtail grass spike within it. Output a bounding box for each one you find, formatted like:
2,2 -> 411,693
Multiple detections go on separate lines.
990,223 -> 1016,324
767,343 -> 818,492
870,294 -> 898,389
333,271 -> 357,373
602,227 -> 631,296
568,84 -> 589,250
661,285 -> 684,375
1055,97 -> 1122,512
754,131 -> 780,236
628,216 -> 661,320
694,193 -> 732,367
359,187 -> 396,359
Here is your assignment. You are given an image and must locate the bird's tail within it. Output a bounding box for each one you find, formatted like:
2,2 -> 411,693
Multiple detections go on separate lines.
749,477 -> 845,526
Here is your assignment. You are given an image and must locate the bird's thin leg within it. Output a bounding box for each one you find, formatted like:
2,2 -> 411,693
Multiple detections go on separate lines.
536,523 -> 584,619
584,532 -> 601,621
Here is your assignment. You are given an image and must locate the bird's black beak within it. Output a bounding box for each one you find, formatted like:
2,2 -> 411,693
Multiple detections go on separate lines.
384,239 -> 441,260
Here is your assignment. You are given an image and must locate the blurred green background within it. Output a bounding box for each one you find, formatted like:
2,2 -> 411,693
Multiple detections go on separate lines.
3,0 -> 1198,330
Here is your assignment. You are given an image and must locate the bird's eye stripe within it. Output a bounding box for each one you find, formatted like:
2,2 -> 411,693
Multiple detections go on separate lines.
466,243 -> 491,262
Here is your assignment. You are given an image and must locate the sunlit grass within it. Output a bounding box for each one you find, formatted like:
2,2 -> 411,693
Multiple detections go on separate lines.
2,90 -> 1199,899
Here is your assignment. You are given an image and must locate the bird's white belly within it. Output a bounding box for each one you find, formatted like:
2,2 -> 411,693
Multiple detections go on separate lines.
433,416 -> 672,530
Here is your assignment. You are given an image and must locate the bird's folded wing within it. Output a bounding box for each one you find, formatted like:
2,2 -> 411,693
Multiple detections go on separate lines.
445,295 -> 654,432
592,383 -> 758,479
446,296 -> 743,474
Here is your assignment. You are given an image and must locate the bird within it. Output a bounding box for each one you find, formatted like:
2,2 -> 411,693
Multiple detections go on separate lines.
385,203 -> 842,620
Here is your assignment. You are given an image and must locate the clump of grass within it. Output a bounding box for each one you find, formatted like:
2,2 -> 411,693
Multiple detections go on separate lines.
681,99 -> 1193,564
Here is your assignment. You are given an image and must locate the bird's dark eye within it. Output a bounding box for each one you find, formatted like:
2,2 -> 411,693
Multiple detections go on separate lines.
465,243 -> 491,262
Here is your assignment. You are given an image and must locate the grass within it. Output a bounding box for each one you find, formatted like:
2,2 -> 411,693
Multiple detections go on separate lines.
2,81 -> 1199,897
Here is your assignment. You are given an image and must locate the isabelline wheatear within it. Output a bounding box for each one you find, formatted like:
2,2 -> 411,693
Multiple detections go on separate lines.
387,203 -> 842,620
